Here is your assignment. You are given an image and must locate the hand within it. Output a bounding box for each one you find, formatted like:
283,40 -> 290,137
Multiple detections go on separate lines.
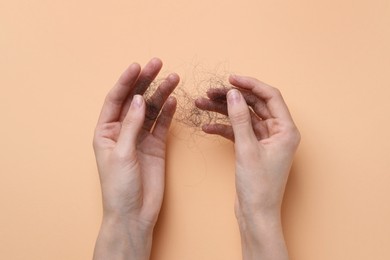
196,75 -> 300,260
93,58 -> 179,260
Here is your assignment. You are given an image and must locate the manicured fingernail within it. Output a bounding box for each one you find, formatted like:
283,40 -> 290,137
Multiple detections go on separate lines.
227,89 -> 241,105
132,95 -> 143,108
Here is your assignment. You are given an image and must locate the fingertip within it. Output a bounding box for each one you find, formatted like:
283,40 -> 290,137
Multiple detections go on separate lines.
168,72 -> 180,84
229,75 -> 261,89
126,62 -> 141,73
128,62 -> 141,72
229,74 -> 240,84
202,124 -> 217,135
206,88 -> 228,101
201,124 -> 210,132
202,123 -> 216,133
131,94 -> 144,109
146,57 -> 163,72
150,57 -> 163,65
226,89 -> 242,105
229,74 -> 251,86
201,124 -> 234,141
167,95 -> 177,106
194,97 -> 204,108
206,89 -> 215,99
118,63 -> 141,84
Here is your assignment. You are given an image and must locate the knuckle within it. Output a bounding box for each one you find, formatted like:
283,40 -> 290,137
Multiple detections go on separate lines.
122,114 -> 140,128
113,149 -> 127,161
270,86 -> 282,97
112,147 -> 135,163
92,127 -> 103,150
92,136 -> 99,150
230,109 -> 250,125
121,117 -> 132,128
283,125 -> 301,148
293,128 -> 302,146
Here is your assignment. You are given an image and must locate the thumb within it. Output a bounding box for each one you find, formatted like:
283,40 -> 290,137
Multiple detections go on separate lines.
117,95 -> 145,154
227,89 -> 257,149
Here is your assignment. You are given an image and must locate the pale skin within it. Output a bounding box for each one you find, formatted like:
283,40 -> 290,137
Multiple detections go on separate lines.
196,76 -> 301,259
93,58 -> 179,259
93,58 -> 300,260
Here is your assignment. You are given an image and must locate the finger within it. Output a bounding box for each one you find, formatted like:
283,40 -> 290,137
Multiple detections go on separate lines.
143,73 -> 180,131
97,63 -> 141,124
207,87 -> 272,120
116,95 -> 145,154
202,123 -> 234,141
202,115 -> 268,142
152,96 -> 177,141
229,75 -> 293,121
242,91 -> 272,120
196,97 -> 267,140
195,97 -> 228,116
119,58 -> 163,121
133,57 -> 163,95
206,88 -> 229,102
226,89 -> 257,147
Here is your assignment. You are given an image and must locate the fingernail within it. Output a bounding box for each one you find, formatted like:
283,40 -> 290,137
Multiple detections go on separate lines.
132,95 -> 143,108
168,73 -> 177,80
229,74 -> 238,81
130,63 -> 138,69
167,96 -> 175,103
151,57 -> 162,65
227,89 -> 241,105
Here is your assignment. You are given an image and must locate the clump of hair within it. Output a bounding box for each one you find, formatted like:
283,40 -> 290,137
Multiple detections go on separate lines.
142,64 -> 235,132
174,73 -> 235,131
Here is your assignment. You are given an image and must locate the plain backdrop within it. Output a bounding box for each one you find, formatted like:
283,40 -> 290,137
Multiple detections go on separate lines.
1,0 -> 389,259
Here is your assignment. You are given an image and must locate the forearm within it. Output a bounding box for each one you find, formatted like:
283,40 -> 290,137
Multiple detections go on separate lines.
238,212 -> 289,260
93,215 -> 154,260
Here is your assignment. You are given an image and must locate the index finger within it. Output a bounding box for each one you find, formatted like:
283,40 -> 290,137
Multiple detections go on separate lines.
97,63 -> 141,124
229,75 -> 293,121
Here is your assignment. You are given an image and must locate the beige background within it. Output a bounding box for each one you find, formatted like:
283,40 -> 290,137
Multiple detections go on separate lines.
1,0 -> 390,259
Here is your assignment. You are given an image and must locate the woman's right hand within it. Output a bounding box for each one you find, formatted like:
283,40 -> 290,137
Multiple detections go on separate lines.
196,75 -> 300,260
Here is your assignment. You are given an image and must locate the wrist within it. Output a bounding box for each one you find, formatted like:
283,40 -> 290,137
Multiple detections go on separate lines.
93,214 -> 154,260
236,211 -> 288,260
236,209 -> 283,237
103,211 -> 156,234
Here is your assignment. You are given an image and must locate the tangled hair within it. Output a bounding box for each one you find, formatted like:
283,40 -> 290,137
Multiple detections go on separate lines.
175,77 -> 231,127
143,68 -> 235,132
